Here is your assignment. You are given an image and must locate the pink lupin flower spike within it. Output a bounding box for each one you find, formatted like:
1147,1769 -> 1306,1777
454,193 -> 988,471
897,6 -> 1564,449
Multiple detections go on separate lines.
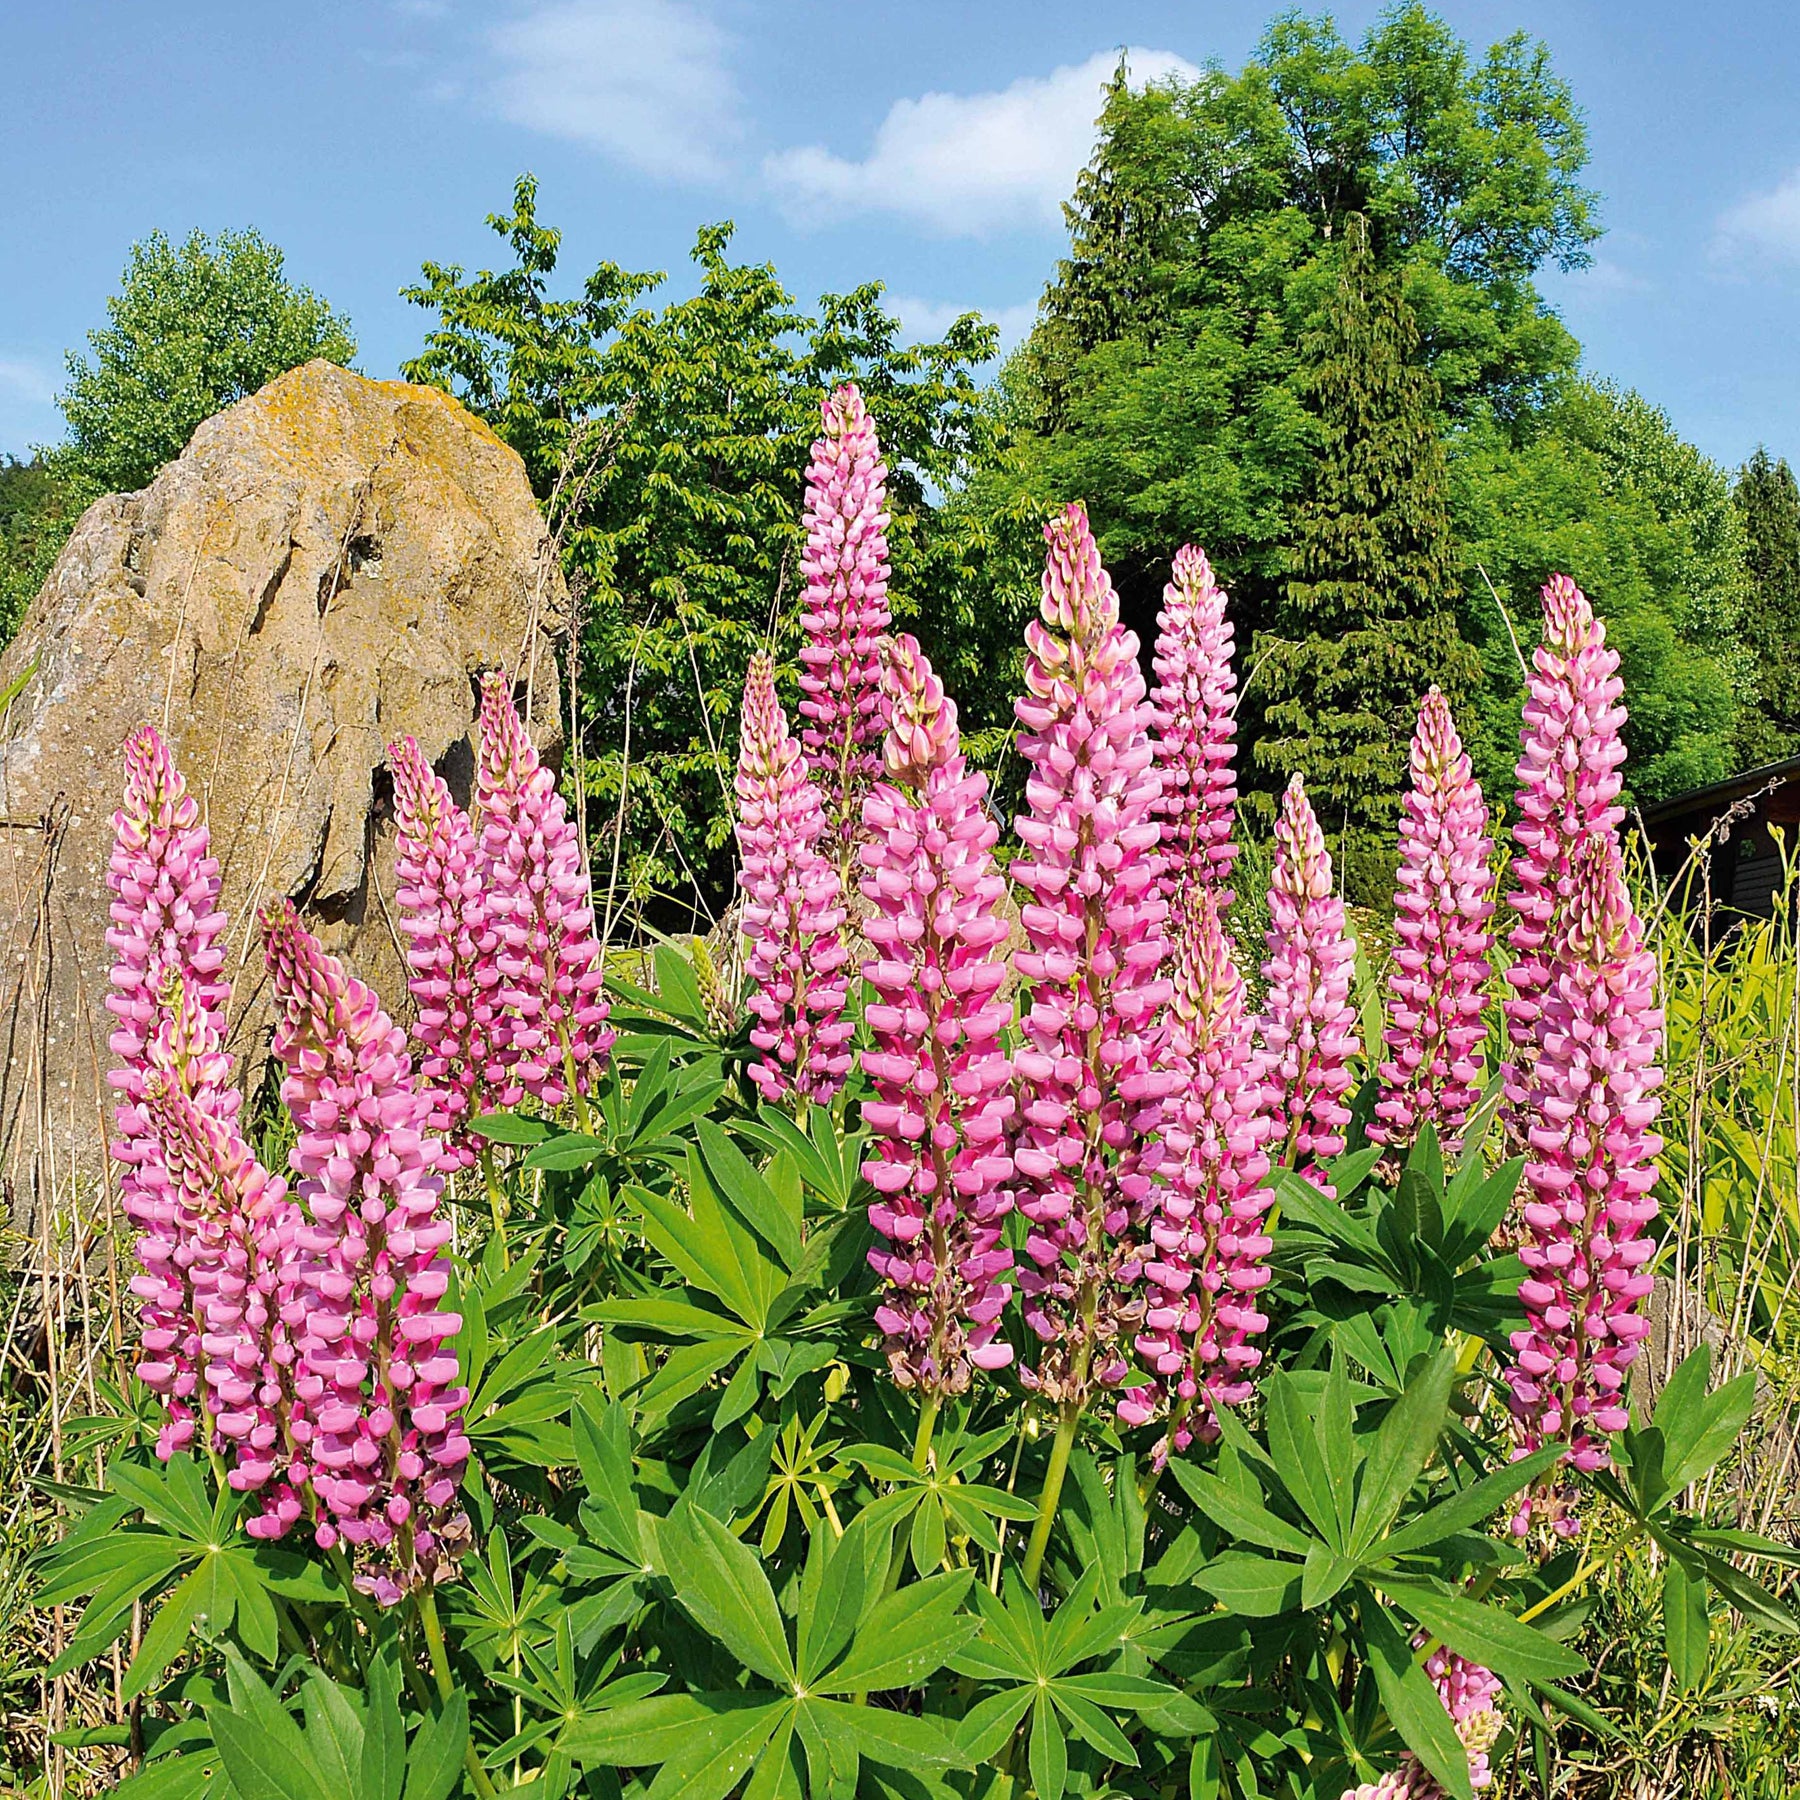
262,900 -> 471,1599
1151,545 -> 1240,932
476,675 -> 612,1111
1504,575 -> 1627,1122
735,652 -> 853,1105
859,633 -> 1016,1398
138,1070 -> 308,1540
389,736 -> 514,1165
1011,502 -> 1172,1406
105,725 -> 238,1458
1260,775 -> 1358,1194
1370,689 -> 1495,1156
1506,833 -> 1661,1535
1123,888 -> 1276,1452
798,382 -> 892,860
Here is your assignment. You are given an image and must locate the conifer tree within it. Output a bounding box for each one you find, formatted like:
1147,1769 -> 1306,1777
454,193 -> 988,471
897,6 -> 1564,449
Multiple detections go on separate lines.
1734,447 -> 1800,764
1252,216 -> 1477,898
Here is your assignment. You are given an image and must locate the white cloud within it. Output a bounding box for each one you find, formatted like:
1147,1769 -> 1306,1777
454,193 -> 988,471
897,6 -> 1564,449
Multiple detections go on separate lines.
489,0 -> 742,183
888,295 -> 1039,357
765,48 -> 1200,236
0,358 -> 54,405
1714,166 -> 1800,265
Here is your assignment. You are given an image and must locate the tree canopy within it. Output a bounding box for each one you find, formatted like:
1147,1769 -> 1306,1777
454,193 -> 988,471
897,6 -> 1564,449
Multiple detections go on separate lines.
403,178 -> 1028,920
54,227 -> 355,498
1733,447 -> 1800,766
1252,215 -> 1477,894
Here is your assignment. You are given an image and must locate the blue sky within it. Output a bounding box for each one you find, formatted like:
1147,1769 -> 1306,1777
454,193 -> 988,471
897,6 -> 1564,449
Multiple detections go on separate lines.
3,1 -> 1800,470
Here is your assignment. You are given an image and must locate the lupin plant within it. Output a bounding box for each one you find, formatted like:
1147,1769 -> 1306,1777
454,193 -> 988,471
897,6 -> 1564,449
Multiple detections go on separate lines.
1370,688 -> 1495,1156
1506,832 -> 1662,1530
1122,887 -> 1277,1455
1151,543 -> 1241,928
1008,502 -> 1171,1576
735,650 -> 853,1103
261,900 -> 472,1596
476,672 -> 613,1116
1503,574 -> 1628,1121
66,381 -> 1785,1800
106,724 -> 237,1458
389,732 -> 514,1167
797,380 -> 891,870
858,632 -> 1017,1420
1260,773 -> 1358,1193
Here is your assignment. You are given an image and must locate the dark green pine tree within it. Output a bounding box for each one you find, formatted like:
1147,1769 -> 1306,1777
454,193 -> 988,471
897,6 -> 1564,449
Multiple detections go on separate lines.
1251,215 -> 1479,900
1734,447 -> 1800,765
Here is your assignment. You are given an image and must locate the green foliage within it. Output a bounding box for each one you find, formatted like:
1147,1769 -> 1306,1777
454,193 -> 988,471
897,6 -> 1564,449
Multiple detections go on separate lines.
0,452 -> 75,641
32,970 -> 1794,1799
1732,447 -> 1800,765
1451,380 -> 1743,808
1011,4 -> 1595,649
1251,216 -> 1479,890
53,227 -> 355,499
402,178 -> 1032,919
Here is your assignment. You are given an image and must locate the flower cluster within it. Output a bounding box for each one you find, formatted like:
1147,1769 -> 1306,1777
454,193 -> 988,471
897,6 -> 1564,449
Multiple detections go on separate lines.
389,734 -> 512,1166
797,382 -> 891,855
138,1067 -> 306,1539
1123,888 -> 1276,1452
736,651 -> 853,1103
1370,689 -> 1495,1155
1505,833 -> 1662,1530
1151,544 -> 1240,929
1260,775 -> 1358,1194
1504,575 -> 1627,1121
859,634 -> 1016,1398
1009,503 -> 1171,1404
263,900 -> 472,1596
105,725 -> 238,1458
476,674 -> 613,1108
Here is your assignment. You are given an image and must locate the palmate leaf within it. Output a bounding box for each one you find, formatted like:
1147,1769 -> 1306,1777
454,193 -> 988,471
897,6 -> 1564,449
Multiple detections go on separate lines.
814,1571 -> 976,1694
1360,1590 -> 1473,1800
661,1502 -> 795,1685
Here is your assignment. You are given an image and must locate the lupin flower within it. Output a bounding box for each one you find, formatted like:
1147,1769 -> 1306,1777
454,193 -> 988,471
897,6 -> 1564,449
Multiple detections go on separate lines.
262,900 -> 471,1599
1150,545 -> 1240,931
138,1071 -> 308,1541
1506,833 -> 1661,1532
476,675 -> 612,1109
735,652 -> 853,1104
1370,690 -> 1495,1155
1010,503 -> 1171,1405
797,382 -> 892,857
859,633 -> 1016,1398
1260,775 -> 1358,1193
1504,575 -> 1627,1120
1123,888 -> 1276,1451
105,725 -> 237,1458
389,735 -> 512,1165
1337,1649 -> 1504,1798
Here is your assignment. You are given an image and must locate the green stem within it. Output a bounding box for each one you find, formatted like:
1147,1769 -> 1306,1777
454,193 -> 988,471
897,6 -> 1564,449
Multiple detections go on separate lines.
1517,1523 -> 1641,1625
479,1144 -> 509,1268
417,1585 -> 498,1800
911,1395 -> 942,1474
560,1028 -> 593,1135
1021,1401 -> 1084,1592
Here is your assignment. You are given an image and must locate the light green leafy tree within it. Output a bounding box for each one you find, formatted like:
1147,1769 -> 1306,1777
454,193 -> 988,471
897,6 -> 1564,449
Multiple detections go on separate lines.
403,178 -> 1031,921
54,227 -> 355,499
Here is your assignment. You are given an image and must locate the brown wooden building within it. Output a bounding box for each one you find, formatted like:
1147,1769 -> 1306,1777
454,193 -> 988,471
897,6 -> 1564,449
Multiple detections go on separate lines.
1639,756 -> 1800,919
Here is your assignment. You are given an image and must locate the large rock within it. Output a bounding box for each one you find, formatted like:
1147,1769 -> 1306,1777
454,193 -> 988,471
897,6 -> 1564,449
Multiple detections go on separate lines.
0,360 -> 567,1222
